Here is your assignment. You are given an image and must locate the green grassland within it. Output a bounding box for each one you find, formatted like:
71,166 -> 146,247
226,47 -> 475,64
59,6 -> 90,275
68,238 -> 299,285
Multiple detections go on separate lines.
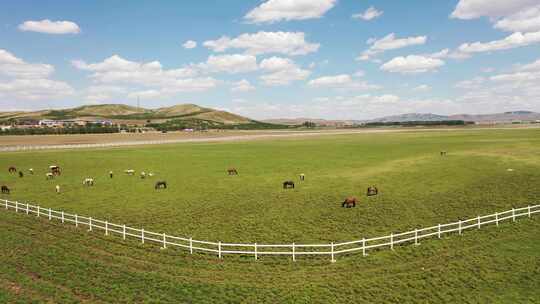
0,128 -> 539,303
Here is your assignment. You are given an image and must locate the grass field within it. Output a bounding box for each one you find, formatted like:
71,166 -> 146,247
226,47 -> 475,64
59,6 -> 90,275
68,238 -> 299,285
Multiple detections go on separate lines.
0,128 -> 539,303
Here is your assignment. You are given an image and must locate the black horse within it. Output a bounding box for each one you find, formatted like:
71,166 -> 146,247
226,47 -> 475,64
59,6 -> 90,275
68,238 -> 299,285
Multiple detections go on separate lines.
19,171 -> 24,178
440,151 -> 447,156
227,168 -> 238,175
1,186 -> 10,194
283,181 -> 295,189
8,166 -> 16,173
155,181 -> 167,189
367,186 -> 378,196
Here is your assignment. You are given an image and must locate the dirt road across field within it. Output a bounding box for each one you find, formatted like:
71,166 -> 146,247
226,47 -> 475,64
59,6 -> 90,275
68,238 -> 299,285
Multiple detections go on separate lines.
0,126 -> 537,152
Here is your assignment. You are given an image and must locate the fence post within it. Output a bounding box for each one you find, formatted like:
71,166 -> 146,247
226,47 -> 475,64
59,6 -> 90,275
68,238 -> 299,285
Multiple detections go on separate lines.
512,208 -> 516,222
89,217 -> 92,231
123,225 -> 126,240
48,208 -> 52,220
254,243 -> 257,260
438,224 -> 441,239
495,212 -> 499,227
414,229 -> 419,245
75,214 -> 78,227
15,201 -> 18,213
331,242 -> 336,263
477,216 -> 481,229
528,206 -> 531,218
141,229 -> 145,244
4,200 -> 7,209
26,203 -> 29,215
162,233 -> 167,249
190,237 -> 193,254
61,211 -> 64,223
105,221 -> 108,236
362,238 -> 367,256
37,205 -> 40,217
390,234 -> 394,250
458,220 -> 462,235
292,243 -> 296,262
218,241 -> 222,259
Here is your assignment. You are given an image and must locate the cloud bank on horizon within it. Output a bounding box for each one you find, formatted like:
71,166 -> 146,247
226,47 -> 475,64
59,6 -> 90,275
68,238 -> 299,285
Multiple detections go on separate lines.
0,0 -> 539,120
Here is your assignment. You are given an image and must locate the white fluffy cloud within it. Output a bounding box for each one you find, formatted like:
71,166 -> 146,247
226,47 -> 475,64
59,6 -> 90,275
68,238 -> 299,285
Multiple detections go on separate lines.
380,55 -> 445,74
182,40 -> 197,49
244,0 -> 336,23
450,0 -> 538,19
352,7 -> 383,21
457,31 -> 540,53
259,57 -> 310,86
307,74 -> 381,90
0,49 -> 54,78
18,19 -> 81,34
0,49 -> 73,101
494,5 -> 540,32
231,79 -> 255,92
73,55 -> 218,96
203,31 -> 319,56
200,54 -> 258,74
412,85 -> 431,92
357,33 -> 427,61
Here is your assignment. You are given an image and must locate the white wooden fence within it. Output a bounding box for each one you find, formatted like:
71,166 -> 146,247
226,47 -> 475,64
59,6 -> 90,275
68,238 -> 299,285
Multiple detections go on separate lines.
1,199 -> 538,262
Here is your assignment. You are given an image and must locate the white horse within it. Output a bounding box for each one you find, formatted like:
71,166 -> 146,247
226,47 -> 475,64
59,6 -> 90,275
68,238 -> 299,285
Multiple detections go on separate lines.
148,172 -> 154,177
46,173 -> 54,179
83,178 -> 94,186
124,169 -> 135,175
140,172 -> 146,179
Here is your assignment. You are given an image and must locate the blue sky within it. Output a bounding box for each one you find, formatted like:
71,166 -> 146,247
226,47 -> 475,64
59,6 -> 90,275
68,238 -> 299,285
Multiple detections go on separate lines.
1,0 -> 540,119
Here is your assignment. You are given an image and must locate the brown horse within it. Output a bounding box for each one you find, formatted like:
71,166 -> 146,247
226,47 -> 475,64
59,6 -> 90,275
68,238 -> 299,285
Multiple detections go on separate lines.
227,168 -> 238,175
283,181 -> 295,189
8,166 -> 16,173
1,185 -> 9,194
440,151 -> 447,156
342,197 -> 357,208
367,186 -> 378,196
155,181 -> 167,189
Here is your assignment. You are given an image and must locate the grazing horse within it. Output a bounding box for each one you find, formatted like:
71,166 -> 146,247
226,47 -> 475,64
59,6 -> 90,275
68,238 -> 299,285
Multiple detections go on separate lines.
283,181 -> 295,189
342,197 -> 357,208
227,168 -> 238,175
29,168 -> 34,175
367,186 -> 378,196
155,181 -> 167,189
299,173 -> 305,181
1,186 -> 10,194
55,185 -> 60,194
83,178 -> 94,186
45,173 -> 54,180
19,171 -> 24,178
109,171 -> 113,178
440,151 -> 447,156
140,172 -> 146,179
124,169 -> 135,175
8,166 -> 16,173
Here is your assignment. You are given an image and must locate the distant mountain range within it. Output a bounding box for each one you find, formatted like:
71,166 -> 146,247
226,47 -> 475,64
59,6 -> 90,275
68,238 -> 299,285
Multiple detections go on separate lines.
0,104 -> 254,125
264,111 -> 540,125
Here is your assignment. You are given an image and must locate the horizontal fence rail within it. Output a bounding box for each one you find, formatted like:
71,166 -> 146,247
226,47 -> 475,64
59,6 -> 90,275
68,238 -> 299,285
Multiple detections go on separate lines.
1,199 -> 538,262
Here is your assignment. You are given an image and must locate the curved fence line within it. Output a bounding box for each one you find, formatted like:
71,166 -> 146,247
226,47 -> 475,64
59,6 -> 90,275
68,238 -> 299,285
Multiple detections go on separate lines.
1,199 -> 538,262
0,131 -> 370,152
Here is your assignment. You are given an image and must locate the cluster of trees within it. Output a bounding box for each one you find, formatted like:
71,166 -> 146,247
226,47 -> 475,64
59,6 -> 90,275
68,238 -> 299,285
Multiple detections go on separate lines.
358,120 -> 473,128
146,118 -> 289,131
0,125 -> 120,136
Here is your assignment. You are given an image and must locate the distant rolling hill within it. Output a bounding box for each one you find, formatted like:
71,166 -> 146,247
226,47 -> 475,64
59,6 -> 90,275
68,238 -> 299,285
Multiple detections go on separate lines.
0,104 -> 256,126
265,111 -> 540,125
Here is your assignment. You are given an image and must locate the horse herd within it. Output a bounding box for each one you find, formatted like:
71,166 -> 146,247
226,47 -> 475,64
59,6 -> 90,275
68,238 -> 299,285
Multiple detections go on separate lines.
2,165 -> 381,208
